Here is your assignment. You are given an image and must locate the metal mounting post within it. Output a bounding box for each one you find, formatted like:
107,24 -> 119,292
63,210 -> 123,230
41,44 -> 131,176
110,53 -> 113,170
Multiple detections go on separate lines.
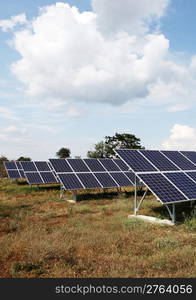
165,203 -> 176,224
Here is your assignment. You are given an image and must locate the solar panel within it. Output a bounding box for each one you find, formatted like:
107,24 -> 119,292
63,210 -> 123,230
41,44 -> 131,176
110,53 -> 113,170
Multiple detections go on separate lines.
98,159 -> 121,171
161,151 -> 196,171
180,151 -> 196,164
124,172 -> 138,185
7,170 -> 21,179
113,159 -> 129,171
15,161 -> 22,169
40,172 -> 58,184
49,159 -> 73,173
20,161 -> 37,172
67,159 -> 90,172
4,162 -> 17,170
93,172 -> 118,188
140,150 -> 179,171
83,159 -> 105,172
186,171 -> 196,183
34,161 -> 51,171
58,173 -> 84,190
19,170 -> 25,178
138,173 -> 188,204
77,173 -> 102,189
25,172 -> 43,184
115,149 -> 157,172
164,172 -> 196,199
109,172 -> 133,187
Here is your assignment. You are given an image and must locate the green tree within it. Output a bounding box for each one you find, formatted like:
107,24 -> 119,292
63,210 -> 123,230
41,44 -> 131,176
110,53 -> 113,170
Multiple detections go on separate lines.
17,156 -> 31,161
56,147 -> 71,158
0,156 -> 8,178
87,141 -> 111,158
87,133 -> 144,158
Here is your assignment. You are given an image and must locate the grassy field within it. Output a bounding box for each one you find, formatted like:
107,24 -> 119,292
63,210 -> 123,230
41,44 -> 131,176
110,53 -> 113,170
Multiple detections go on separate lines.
0,178 -> 195,278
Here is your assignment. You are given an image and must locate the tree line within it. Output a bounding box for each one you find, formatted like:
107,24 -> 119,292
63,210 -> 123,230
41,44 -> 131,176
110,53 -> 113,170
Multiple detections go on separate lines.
0,132 -> 144,177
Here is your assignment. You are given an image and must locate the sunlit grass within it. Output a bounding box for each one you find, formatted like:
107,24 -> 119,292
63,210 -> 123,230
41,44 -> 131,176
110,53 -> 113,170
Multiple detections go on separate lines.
0,179 -> 195,278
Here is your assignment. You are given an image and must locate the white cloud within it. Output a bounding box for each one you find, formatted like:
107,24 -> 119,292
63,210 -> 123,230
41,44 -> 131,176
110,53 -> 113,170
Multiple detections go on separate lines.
0,107 -> 15,120
92,0 -> 170,35
0,13 -> 27,31
1,1 -> 195,112
162,124 -> 196,150
4,125 -> 27,134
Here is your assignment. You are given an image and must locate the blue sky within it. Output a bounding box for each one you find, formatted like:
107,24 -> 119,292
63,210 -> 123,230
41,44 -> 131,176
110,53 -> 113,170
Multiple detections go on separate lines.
0,0 -> 196,160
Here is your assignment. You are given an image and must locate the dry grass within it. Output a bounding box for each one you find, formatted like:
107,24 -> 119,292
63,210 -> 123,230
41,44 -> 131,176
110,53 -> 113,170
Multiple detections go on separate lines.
0,179 -> 195,278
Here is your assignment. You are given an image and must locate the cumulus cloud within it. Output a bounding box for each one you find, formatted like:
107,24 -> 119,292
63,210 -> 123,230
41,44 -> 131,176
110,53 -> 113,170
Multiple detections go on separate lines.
0,1 -> 194,111
92,0 -> 170,35
162,124 -> 196,150
0,13 -> 27,31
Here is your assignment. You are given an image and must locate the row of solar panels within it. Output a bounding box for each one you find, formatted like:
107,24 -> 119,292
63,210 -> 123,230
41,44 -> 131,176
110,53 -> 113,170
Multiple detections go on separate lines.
116,150 -> 196,173
116,150 -> 196,205
4,159 -> 139,190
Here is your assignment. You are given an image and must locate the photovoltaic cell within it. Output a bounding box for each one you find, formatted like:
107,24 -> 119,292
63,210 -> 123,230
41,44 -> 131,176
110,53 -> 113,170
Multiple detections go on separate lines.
113,159 -> 129,171
116,149 -> 157,172
124,172 -> 139,185
98,159 -> 121,171
140,150 -> 179,171
180,151 -> 196,164
138,173 -> 187,204
77,173 -> 102,189
67,159 -> 90,172
20,161 -> 37,172
58,173 -> 83,190
40,172 -> 58,184
4,162 -> 17,170
109,172 -> 132,187
94,172 -> 118,188
25,172 -> 43,184
49,159 -> 73,173
83,159 -> 105,172
164,172 -> 196,199
19,170 -> 25,178
186,172 -> 196,183
35,161 -> 51,171
161,151 -> 196,171
16,161 -> 22,169
7,170 -> 21,179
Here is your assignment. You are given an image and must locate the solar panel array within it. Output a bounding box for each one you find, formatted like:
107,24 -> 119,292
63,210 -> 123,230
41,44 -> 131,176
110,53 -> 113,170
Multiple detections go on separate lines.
49,158 -> 137,190
116,149 -> 196,205
4,161 -> 25,179
20,161 -> 58,185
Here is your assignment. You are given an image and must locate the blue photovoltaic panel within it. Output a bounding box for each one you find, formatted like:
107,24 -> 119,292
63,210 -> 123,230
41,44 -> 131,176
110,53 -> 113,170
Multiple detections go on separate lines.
83,159 -> 105,172
98,159 -> 121,171
16,161 -> 22,169
113,159 -> 129,171
67,159 -> 90,172
35,161 -> 51,171
116,149 -> 157,172
7,170 -> 21,179
138,173 -> 187,204
25,172 -> 43,184
140,150 -> 179,171
4,162 -> 17,170
20,161 -> 37,172
180,151 -> 196,164
94,172 -> 118,188
164,172 -> 196,200
40,172 -> 58,184
58,173 -> 83,190
77,173 -> 102,189
124,172 -> 140,185
19,170 -> 25,178
109,172 -> 132,187
161,151 -> 196,171
186,171 -> 196,183
49,159 -> 73,173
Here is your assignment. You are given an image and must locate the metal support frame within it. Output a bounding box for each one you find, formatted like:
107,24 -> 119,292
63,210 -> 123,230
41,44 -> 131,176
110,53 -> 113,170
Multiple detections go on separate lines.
59,185 -> 78,202
165,203 -> 176,224
134,175 -> 148,215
